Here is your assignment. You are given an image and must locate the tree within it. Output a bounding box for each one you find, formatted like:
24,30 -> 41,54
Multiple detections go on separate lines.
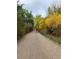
17,3 -> 34,39
34,15 -> 42,30
17,3 -> 26,39
38,19 -> 46,30
48,7 -> 53,15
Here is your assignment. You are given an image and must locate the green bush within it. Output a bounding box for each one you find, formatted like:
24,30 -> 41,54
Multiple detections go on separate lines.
17,3 -> 34,40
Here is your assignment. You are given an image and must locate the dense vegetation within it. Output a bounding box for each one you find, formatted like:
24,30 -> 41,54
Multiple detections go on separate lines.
17,2 -> 61,44
34,5 -> 61,44
17,3 -> 34,40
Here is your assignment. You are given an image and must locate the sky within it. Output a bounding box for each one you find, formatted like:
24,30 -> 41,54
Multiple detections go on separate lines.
19,0 -> 61,17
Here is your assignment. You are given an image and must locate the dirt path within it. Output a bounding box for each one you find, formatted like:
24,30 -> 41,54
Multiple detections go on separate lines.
17,31 -> 61,59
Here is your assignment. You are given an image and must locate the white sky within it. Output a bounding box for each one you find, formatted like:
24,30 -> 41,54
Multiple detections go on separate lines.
19,0 -> 61,17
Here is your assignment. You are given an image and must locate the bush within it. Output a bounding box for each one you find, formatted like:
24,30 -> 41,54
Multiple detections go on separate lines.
17,3 -> 34,40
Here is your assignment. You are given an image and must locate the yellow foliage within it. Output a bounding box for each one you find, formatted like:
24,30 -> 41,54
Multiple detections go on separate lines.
34,13 -> 61,31
39,19 -> 46,30
45,13 -> 61,28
